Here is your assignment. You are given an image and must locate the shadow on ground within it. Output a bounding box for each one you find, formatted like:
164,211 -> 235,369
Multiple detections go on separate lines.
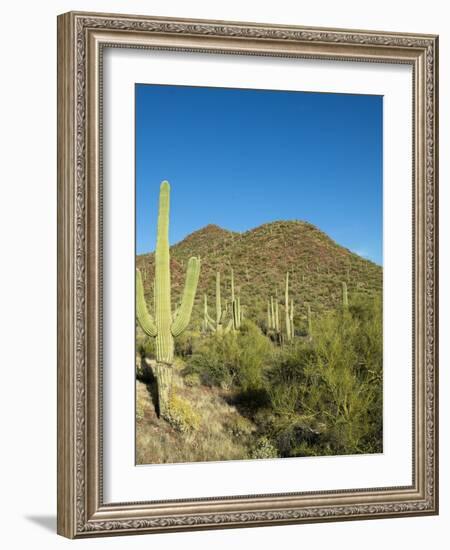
25,515 -> 56,533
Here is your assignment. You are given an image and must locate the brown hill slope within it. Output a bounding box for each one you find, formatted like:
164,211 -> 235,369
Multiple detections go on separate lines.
136,220 -> 382,331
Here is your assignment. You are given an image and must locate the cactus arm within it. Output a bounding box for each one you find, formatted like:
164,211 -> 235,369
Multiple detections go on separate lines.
136,269 -> 157,337
171,256 -> 201,337
205,311 -> 215,326
204,294 -> 216,328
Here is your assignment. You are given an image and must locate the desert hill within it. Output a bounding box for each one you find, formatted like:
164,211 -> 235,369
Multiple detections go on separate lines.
136,220 -> 382,331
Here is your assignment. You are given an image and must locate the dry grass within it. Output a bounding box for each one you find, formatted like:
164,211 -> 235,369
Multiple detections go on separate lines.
136,368 -> 256,465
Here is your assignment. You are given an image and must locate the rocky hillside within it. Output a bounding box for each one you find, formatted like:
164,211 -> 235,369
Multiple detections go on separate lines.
136,221 -> 382,331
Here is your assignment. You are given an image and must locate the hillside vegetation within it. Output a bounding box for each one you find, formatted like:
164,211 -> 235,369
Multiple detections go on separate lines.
136,221 -> 382,332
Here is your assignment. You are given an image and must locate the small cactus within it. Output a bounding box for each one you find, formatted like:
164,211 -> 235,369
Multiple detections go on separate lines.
204,272 -> 232,333
290,298 -> 295,339
230,269 -> 241,331
285,272 -> 292,341
307,303 -> 312,336
270,296 -> 275,330
342,281 -> 348,307
267,300 -> 272,330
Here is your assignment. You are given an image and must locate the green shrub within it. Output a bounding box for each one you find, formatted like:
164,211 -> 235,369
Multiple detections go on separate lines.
265,293 -> 383,457
225,415 -> 255,438
183,372 -> 201,387
186,320 -> 272,391
137,336 -> 155,359
174,330 -> 199,358
166,393 -> 200,433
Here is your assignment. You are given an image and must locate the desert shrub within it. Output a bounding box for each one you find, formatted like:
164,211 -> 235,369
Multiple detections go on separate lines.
137,336 -> 155,359
186,332 -> 240,388
186,320 -> 272,391
250,436 -> 278,459
236,321 -> 273,391
174,330 -> 199,358
166,393 -> 200,434
225,415 -> 255,438
183,372 -> 201,387
265,293 -> 383,457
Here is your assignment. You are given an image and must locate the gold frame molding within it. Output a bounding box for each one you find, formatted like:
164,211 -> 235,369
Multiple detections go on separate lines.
57,11 -> 439,538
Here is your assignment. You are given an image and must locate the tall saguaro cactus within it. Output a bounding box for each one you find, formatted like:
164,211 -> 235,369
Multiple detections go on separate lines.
136,181 -> 200,418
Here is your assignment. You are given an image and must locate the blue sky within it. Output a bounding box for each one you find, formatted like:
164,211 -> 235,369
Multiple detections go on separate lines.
136,84 -> 383,265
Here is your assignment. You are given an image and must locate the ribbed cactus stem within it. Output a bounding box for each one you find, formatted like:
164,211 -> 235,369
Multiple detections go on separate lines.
230,268 -> 241,331
155,181 -> 173,363
216,272 -> 222,327
232,295 -> 241,330
285,272 -> 292,341
290,298 -> 294,339
154,364 -> 173,418
231,269 -> 235,302
342,281 -> 348,307
267,300 -> 272,330
270,296 -> 275,330
275,300 -> 280,333
203,294 -> 208,332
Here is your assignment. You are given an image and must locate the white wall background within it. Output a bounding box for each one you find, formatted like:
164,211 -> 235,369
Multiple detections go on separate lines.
0,0 -> 447,548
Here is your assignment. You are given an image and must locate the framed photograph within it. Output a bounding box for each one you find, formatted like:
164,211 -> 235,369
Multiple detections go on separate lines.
57,11 -> 439,538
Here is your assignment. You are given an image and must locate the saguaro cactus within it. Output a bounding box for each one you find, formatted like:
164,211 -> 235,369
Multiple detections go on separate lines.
230,269 -> 241,331
290,298 -> 295,339
270,296 -> 275,330
342,281 -> 348,307
275,300 -> 280,339
267,300 -> 272,330
204,272 -> 232,333
136,181 -> 200,418
285,272 -> 292,341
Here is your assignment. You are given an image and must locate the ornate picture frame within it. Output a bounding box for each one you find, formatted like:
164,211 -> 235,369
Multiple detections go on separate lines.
57,11 -> 439,538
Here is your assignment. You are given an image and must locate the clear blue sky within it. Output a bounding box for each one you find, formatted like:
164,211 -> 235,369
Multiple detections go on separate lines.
136,84 -> 383,265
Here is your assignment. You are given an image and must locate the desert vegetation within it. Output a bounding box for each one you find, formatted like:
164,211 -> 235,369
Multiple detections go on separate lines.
136,181 -> 383,464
